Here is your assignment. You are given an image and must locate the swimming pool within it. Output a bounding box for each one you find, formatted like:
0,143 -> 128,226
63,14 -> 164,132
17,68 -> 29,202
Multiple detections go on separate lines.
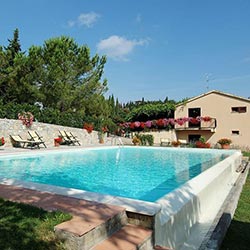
0,146 -> 233,202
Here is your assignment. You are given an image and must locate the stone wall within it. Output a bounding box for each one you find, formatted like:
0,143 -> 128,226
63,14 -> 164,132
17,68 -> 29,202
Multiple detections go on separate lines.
0,118 -> 177,148
0,118 -> 131,148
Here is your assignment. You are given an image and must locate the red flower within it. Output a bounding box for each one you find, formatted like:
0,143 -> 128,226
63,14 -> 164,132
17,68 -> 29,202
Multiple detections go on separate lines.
0,137 -> 4,146
202,116 -> 212,122
102,127 -> 108,133
176,118 -> 185,126
189,117 -> 200,124
54,137 -> 62,143
140,122 -> 145,129
129,122 -> 135,129
156,119 -> 164,127
83,123 -> 94,133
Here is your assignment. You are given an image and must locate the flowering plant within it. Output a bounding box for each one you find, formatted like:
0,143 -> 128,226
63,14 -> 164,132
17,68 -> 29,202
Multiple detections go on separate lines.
171,140 -> 181,146
18,111 -> 34,127
101,126 -> 108,133
202,116 -> 212,122
189,117 -> 200,124
145,120 -> 152,128
83,123 -> 94,133
140,122 -> 145,129
119,116 -> 214,131
0,137 -> 5,146
156,119 -> 165,127
195,141 -> 211,148
54,137 -> 62,144
132,136 -> 140,145
217,138 -> 232,145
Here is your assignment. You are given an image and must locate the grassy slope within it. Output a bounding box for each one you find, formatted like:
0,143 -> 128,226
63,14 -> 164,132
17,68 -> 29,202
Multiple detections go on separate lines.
220,171 -> 250,250
0,198 -> 71,250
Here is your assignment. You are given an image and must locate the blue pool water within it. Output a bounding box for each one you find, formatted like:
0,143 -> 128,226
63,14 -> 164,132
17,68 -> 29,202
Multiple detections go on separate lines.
0,147 -> 232,202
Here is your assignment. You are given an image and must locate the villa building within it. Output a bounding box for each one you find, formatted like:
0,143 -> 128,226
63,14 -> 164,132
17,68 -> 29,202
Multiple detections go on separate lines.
174,90 -> 250,149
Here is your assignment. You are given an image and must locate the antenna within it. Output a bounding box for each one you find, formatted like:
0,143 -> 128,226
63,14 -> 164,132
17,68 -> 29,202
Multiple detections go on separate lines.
204,73 -> 215,91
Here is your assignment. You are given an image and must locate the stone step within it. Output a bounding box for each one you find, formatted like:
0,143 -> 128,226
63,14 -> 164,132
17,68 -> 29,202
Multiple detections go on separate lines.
91,224 -> 153,250
55,208 -> 128,250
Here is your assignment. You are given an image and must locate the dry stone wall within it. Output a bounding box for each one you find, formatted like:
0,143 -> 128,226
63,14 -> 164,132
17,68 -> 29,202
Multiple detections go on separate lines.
0,118 -> 126,147
1,119 -> 176,148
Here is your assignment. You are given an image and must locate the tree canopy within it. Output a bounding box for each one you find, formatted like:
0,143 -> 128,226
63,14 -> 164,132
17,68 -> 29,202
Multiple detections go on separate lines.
0,29 -> 179,133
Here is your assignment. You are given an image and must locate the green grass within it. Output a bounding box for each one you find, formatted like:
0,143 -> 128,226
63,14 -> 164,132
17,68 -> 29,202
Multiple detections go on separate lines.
0,198 -> 72,250
220,171 -> 250,250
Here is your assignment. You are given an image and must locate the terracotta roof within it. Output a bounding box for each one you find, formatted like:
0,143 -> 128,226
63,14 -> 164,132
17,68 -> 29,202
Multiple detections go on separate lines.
176,90 -> 250,107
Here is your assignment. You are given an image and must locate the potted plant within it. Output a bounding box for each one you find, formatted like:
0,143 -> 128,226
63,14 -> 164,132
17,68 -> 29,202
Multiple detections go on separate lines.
0,137 -> 5,147
83,123 -> 94,133
217,138 -> 232,149
195,136 -> 211,148
171,140 -> 181,147
54,137 -> 62,147
98,131 -> 104,144
132,136 -> 140,146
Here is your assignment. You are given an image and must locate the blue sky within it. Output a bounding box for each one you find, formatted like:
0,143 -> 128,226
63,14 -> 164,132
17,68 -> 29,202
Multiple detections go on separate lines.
1,0 -> 250,103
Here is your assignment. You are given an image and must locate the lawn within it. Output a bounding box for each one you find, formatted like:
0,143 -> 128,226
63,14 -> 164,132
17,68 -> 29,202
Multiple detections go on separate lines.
0,198 -> 71,250
220,170 -> 250,250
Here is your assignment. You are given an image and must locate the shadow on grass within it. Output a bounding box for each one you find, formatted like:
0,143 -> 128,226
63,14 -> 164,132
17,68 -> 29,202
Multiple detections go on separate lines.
0,198 -> 70,250
220,219 -> 250,250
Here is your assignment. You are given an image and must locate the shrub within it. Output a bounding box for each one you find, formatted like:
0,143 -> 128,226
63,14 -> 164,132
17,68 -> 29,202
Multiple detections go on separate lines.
171,140 -> 181,147
132,136 -> 140,145
217,138 -> 232,145
137,134 -> 154,146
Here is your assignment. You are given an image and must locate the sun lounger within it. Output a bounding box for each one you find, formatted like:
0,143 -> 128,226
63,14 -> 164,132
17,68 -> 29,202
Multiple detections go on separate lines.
59,131 -> 80,146
28,131 -> 47,148
64,131 -> 81,145
160,138 -> 171,146
179,139 -> 188,146
9,135 -> 41,149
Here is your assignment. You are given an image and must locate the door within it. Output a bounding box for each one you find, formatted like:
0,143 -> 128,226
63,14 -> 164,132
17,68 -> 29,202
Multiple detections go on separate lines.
188,108 -> 201,128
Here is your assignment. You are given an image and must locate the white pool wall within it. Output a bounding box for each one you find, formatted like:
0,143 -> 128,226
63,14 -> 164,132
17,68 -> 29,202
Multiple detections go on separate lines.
155,150 -> 242,250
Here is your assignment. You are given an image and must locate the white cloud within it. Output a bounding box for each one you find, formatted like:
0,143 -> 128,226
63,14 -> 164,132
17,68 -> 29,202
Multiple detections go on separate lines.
97,35 -> 149,61
78,12 -> 100,27
68,12 -> 100,28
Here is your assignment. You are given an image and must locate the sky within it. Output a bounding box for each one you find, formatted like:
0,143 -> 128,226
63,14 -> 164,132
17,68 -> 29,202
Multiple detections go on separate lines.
1,0 -> 250,103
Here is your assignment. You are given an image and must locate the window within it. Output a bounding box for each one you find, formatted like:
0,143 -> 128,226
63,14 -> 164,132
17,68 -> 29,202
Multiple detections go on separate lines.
231,107 -> 247,113
232,130 -> 240,135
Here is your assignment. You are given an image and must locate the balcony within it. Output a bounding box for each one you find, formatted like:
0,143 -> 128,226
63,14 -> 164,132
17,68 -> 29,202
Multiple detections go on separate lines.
175,117 -> 217,132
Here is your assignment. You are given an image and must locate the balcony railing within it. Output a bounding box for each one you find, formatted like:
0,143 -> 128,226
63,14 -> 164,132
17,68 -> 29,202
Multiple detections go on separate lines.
175,118 -> 217,131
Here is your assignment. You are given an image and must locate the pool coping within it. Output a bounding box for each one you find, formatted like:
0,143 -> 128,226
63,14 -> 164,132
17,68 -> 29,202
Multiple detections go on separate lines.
0,177 -> 161,216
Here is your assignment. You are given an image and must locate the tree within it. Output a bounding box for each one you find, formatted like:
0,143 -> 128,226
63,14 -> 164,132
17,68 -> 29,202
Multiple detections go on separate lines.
0,28 -> 37,104
125,102 -> 175,121
27,36 -> 108,112
5,28 -> 22,66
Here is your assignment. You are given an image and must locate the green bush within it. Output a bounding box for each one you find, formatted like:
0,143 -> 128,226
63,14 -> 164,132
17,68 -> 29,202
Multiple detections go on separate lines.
137,134 -> 154,146
0,100 -> 85,128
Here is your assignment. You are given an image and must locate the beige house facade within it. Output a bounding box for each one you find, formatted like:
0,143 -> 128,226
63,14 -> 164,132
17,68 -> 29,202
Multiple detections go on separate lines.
174,90 -> 250,149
